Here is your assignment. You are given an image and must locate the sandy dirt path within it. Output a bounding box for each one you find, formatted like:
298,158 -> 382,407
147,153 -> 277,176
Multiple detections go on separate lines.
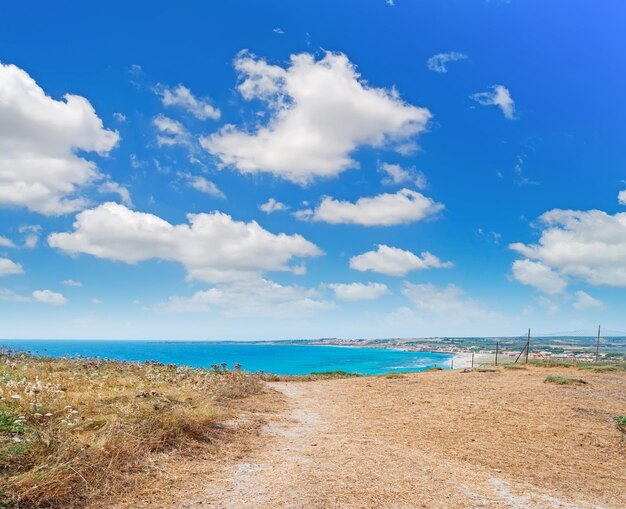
180,368 -> 626,509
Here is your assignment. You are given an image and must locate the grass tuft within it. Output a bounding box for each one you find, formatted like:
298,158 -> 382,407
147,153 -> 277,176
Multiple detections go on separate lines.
530,360 -> 626,372
544,375 -> 588,385
614,416 -> 626,435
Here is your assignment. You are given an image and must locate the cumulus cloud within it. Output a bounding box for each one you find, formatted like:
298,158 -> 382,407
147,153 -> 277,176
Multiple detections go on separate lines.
157,84 -> 220,120
48,202 -> 322,284
401,282 -> 490,318
32,289 -> 67,306
510,209 -> 626,289
618,189 -> 626,205
162,279 -> 334,316
153,115 -> 193,148
179,173 -> 225,198
379,162 -> 427,189
259,198 -> 289,214
511,259 -> 567,294
297,189 -> 443,226
0,236 -> 14,248
202,51 -> 431,184
0,62 -> 120,214
19,225 -> 41,249
0,289 -> 30,302
327,282 -> 390,301
426,52 -> 467,73
471,85 -> 515,119
0,258 -> 23,277
349,244 -> 452,276
98,181 -> 133,206
572,290 -> 603,311
113,112 -> 126,122
61,279 -> 82,287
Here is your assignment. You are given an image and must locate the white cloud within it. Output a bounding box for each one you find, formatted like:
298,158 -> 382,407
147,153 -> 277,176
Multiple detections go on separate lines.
158,84 -> 220,121
0,236 -> 14,248
471,85 -> 515,119
327,282 -> 390,301
572,290 -> 603,311
0,62 -> 120,215
98,181 -> 133,206
48,202 -> 322,284
162,279 -> 334,316
426,52 -> 467,73
379,162 -> 427,189
32,289 -> 67,306
272,28 -> 285,34
349,244 -> 452,276
401,282 -> 490,318
477,228 -> 502,244
510,209 -> 626,288
298,189 -> 443,226
618,189 -> 626,205
153,115 -> 193,148
61,279 -> 82,287
202,51 -> 431,184
179,173 -> 225,198
259,198 -> 289,214
113,112 -> 126,122
0,258 -> 23,277
19,224 -> 41,249
511,259 -> 567,294
537,295 -> 560,315
130,154 -> 145,169
91,298 -> 102,305
0,289 -> 29,302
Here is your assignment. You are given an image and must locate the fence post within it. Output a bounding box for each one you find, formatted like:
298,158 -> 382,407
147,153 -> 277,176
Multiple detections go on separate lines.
471,351 -> 475,369
495,340 -> 499,366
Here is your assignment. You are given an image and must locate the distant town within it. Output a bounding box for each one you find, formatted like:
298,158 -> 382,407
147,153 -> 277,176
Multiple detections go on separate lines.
263,336 -> 626,363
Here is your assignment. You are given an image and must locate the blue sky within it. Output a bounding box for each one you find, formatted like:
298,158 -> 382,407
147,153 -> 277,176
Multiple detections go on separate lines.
1,0 -> 625,339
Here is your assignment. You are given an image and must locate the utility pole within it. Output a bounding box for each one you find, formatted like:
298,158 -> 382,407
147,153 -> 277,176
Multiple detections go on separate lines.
525,328 -> 531,364
495,340 -> 499,366
595,325 -> 601,362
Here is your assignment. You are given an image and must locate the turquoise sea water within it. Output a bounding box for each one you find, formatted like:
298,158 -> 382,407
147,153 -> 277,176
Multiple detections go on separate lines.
0,340 -> 453,375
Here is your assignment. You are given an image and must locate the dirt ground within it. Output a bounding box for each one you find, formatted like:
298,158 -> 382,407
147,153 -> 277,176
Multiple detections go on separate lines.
123,366 -> 626,509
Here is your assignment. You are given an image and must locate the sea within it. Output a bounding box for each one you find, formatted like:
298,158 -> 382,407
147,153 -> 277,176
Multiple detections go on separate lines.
0,340 -> 453,375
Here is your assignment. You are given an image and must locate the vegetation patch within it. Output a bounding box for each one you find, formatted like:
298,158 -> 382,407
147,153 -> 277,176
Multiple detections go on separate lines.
614,416 -> 626,435
530,360 -> 626,372
544,375 -> 588,385
503,364 -> 527,370
382,373 -> 406,379
0,351 -> 264,509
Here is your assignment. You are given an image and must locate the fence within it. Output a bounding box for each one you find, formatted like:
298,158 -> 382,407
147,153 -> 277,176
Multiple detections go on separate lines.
449,326 -> 626,369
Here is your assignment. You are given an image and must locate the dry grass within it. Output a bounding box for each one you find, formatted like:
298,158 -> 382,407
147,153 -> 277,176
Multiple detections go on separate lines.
529,359 -> 626,372
214,366 -> 625,508
544,374 -> 587,385
0,351 -> 264,509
